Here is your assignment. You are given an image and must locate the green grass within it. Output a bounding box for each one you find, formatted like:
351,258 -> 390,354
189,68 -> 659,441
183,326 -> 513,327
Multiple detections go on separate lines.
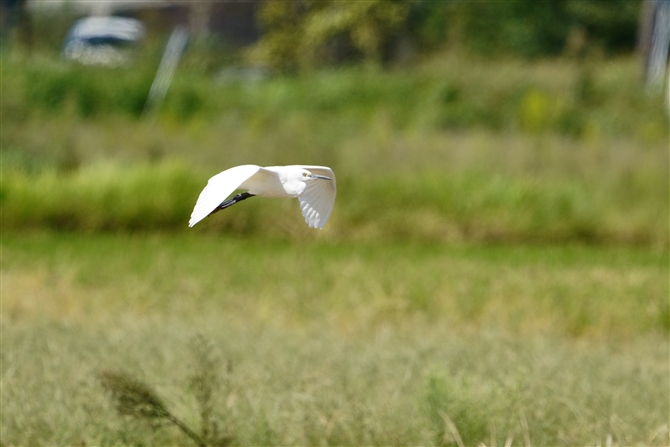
1,49 -> 668,445
2,233 -> 668,445
2,52 -> 667,244
3,133 -> 667,244
3,51 -> 667,138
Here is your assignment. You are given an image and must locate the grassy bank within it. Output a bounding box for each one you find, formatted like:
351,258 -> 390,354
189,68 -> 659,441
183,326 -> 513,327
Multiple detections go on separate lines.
2,233 -> 668,445
3,131 -> 667,245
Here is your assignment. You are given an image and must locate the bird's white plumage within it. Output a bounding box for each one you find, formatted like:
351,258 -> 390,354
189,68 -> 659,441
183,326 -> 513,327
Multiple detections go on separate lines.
294,165 -> 336,229
296,166 -> 336,228
189,165 -> 261,227
189,164 -> 336,229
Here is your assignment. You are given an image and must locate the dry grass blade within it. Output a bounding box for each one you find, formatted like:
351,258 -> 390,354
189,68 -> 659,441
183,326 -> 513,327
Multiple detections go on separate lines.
648,424 -> 669,445
189,334 -> 219,441
520,410 -> 531,447
440,410 -> 465,447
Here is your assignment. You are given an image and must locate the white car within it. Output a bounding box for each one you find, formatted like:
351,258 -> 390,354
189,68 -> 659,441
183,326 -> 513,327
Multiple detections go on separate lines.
62,16 -> 145,67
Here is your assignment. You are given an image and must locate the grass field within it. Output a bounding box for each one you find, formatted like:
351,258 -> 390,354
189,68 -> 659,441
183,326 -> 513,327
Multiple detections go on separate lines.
2,49 -> 668,446
2,233 -> 668,446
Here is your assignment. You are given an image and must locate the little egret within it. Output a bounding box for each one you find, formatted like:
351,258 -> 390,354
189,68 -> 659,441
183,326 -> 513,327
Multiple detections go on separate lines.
189,165 -> 336,229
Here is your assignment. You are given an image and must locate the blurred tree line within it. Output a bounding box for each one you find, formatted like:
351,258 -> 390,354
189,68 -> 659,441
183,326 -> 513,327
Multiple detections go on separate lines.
250,0 -> 642,71
2,0 -> 643,69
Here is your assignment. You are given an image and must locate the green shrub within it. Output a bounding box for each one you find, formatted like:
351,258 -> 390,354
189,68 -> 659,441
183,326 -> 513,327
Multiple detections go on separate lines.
21,61 -> 154,117
3,52 -> 666,139
1,162 -> 201,232
250,0 -> 410,71
2,158 -> 666,246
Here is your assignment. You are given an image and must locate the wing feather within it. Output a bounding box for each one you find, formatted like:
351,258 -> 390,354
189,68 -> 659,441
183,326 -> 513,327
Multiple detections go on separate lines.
189,165 -> 261,227
297,166 -> 336,229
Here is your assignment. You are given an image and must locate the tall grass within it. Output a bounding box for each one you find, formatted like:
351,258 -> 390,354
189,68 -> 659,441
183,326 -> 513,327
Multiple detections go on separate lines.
98,335 -> 233,447
2,136 -> 667,244
3,50 -> 666,137
2,161 -> 199,231
2,296 -> 668,445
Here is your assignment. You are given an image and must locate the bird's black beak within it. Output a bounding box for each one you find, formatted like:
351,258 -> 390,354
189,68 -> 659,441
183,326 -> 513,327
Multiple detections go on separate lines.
311,174 -> 332,181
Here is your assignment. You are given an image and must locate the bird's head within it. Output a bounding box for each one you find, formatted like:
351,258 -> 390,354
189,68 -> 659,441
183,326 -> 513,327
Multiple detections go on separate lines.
300,169 -> 332,182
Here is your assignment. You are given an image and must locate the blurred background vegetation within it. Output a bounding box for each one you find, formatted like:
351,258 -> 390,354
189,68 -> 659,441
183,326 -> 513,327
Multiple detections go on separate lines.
2,1 -> 669,445
1,0 -> 667,245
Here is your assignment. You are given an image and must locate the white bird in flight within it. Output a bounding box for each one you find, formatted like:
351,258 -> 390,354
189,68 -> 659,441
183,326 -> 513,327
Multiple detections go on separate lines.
189,165 -> 336,229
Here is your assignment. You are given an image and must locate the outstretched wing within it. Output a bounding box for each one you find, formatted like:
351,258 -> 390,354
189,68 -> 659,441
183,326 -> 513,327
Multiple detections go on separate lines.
189,165 -> 261,227
296,166 -> 337,229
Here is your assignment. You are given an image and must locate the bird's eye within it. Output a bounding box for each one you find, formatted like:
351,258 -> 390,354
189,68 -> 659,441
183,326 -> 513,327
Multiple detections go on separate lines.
303,172 -> 308,177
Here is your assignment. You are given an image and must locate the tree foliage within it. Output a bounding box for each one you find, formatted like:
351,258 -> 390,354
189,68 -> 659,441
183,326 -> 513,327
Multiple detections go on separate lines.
250,0 -> 642,70
249,0 -> 409,71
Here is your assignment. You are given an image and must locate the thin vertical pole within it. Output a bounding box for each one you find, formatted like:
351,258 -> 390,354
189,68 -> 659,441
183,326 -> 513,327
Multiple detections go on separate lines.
143,25 -> 190,119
